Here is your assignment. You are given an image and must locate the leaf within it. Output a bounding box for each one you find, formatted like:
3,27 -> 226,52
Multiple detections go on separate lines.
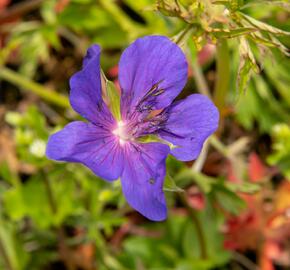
101,71 -> 121,121
267,124 -> 290,178
226,182 -> 261,194
240,12 -> 290,36
214,185 -> 246,215
0,218 -> 30,270
210,27 -> 257,39
176,170 -> 215,193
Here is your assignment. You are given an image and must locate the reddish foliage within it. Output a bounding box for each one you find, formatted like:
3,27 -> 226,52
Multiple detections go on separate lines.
55,0 -> 70,13
0,0 -> 10,10
248,152 -> 267,182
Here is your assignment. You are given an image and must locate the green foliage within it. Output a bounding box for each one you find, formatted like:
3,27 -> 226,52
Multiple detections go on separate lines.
268,124 -> 290,178
0,0 -> 289,269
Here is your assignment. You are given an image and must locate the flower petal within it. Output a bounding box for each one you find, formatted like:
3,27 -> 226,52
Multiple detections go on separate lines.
69,45 -> 114,126
121,142 -> 170,221
119,35 -> 188,117
46,121 -> 123,181
159,94 -> 219,161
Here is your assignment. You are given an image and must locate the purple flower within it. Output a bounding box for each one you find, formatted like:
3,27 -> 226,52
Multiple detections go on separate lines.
46,35 -> 219,221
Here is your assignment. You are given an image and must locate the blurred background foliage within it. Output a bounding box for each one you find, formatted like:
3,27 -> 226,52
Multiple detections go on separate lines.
0,0 -> 290,269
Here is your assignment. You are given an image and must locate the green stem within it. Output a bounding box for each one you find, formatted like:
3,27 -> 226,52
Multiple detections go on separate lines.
99,0 -> 136,36
0,67 -> 70,108
192,58 -> 211,97
43,174 -> 76,270
179,194 -> 208,259
0,238 -> 13,270
213,39 -> 230,111
175,24 -> 193,46
209,134 -> 228,157
43,175 -> 57,215
191,211 -> 207,260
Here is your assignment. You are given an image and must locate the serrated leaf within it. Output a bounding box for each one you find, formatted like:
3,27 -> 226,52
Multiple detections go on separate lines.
250,32 -> 290,56
240,12 -> 290,36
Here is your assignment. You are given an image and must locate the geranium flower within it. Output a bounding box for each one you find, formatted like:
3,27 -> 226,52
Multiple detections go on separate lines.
46,35 -> 219,221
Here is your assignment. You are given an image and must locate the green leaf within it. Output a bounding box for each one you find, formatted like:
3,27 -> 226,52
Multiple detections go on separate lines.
226,181 -> 261,193
176,170 -> 215,193
210,27 -> 257,39
101,71 -> 121,121
0,218 -> 30,270
214,185 -> 246,215
267,124 -> 290,178
240,12 -> 290,36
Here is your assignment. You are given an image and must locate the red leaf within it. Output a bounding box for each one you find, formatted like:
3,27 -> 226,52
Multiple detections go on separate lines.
248,152 -> 267,182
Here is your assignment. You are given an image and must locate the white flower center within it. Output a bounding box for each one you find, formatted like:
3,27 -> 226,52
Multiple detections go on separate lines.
112,121 -> 131,146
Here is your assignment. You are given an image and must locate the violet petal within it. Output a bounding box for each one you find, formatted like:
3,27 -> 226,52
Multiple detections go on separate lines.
46,121 -> 124,181
121,142 -> 170,221
159,94 -> 219,161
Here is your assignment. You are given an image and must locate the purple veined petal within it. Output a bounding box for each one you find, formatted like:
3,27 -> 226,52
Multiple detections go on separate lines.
119,35 -> 188,118
120,142 -> 170,221
159,94 -> 219,161
46,121 -> 124,181
69,45 -> 115,126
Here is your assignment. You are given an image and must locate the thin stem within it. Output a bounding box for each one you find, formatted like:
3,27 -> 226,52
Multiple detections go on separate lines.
99,0 -> 136,36
192,59 -> 211,97
43,175 -> 57,215
191,211 -> 207,260
179,194 -> 208,259
192,139 -> 210,172
175,24 -> 193,46
0,237 -> 13,270
213,39 -> 230,111
209,134 -> 228,157
43,174 -> 76,270
0,67 -> 70,108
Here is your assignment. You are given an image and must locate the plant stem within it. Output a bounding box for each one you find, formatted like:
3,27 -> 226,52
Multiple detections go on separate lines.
209,134 -> 228,157
43,174 -> 76,270
192,139 -> 210,172
191,211 -> 207,260
99,0 -> 136,37
191,59 -> 211,97
0,67 -> 70,108
213,39 -> 230,111
179,194 -> 208,259
43,175 -> 57,215
175,24 -> 193,46
0,237 -> 13,270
